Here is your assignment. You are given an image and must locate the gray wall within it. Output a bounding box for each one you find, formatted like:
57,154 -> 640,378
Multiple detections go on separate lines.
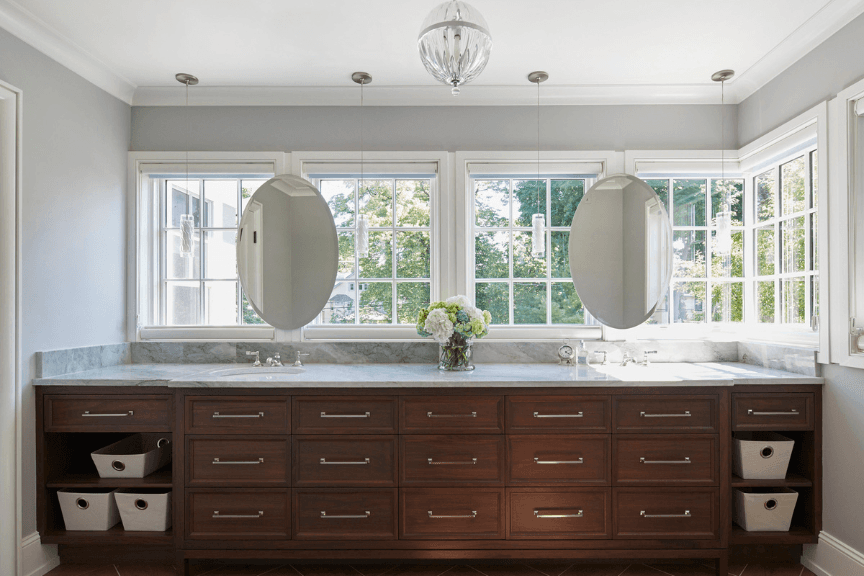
0,28 -> 131,536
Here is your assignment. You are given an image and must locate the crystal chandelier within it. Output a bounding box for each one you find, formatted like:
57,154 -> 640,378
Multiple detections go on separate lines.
418,0 -> 492,95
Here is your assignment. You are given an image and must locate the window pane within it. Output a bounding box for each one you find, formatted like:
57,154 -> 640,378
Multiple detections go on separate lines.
475,282 -> 508,325
397,231 -> 430,278
782,216 -> 806,273
513,231 -> 545,279
337,231 -> 355,278
781,156 -> 806,216
320,179 -> 356,227
321,281 -> 355,324
167,180 -> 200,227
360,179 -> 393,227
551,231 -> 569,277
551,180 -> 584,227
397,282 -> 430,325
811,151 -> 818,210
166,281 -> 200,325
711,179 -> 744,226
204,231 -> 237,279
241,290 -> 265,325
203,281 -> 237,325
359,231 -> 392,278
673,231 -> 706,278
673,179 -> 706,227
645,291 -> 669,325
166,230 -> 200,279
513,180 -> 546,227
551,282 -> 583,324
756,226 -> 775,276
756,170 -> 776,222
475,231 -> 510,278
811,213 -> 818,271
783,277 -> 806,324
240,179 -> 267,214
711,230 -> 743,278
514,283 -> 546,324
812,275 -> 820,319
646,179 -> 669,214
203,180 -> 238,228
757,281 -> 775,323
475,180 -> 509,227
673,281 -> 706,323
359,282 -> 392,324
396,179 -> 431,227
711,282 -> 743,323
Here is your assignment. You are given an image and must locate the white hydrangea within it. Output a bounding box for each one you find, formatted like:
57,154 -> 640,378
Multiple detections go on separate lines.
465,305 -> 484,322
445,295 -> 473,309
424,308 -> 454,344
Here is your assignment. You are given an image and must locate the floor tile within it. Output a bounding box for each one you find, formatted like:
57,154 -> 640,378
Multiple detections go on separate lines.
800,569 -> 815,576
350,564 -> 402,576
470,564 -> 545,576
739,564 -> 808,576
116,564 -> 177,576
618,566 -> 663,576
525,563 -> 574,576
46,565 -> 119,576
290,565 -> 362,576
727,563 -> 748,576
646,562 -> 717,576
377,565 -> 456,576
199,565 -> 280,576
257,567 -> 301,576
559,565 -> 631,576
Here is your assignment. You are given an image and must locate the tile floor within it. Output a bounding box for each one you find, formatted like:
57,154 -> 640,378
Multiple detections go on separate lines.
44,561 -> 818,576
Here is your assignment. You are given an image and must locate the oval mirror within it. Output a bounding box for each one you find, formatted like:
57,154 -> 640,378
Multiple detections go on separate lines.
237,174 -> 338,329
568,174 -> 673,329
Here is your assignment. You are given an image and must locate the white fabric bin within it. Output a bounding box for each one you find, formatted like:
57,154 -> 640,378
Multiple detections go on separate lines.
733,432 -> 794,479
57,488 -> 120,531
115,489 -> 172,531
734,488 -> 799,532
91,433 -> 171,478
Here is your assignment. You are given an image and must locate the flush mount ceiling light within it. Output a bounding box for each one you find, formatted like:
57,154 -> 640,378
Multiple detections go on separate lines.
418,0 -> 492,95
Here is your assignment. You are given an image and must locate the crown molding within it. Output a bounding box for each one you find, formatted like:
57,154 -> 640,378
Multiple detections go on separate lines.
0,0 -> 136,104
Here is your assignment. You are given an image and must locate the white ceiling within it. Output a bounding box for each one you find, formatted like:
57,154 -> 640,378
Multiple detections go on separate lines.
1,0 -> 863,105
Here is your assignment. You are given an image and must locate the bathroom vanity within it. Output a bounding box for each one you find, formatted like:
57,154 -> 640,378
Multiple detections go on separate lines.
34,363 -> 822,576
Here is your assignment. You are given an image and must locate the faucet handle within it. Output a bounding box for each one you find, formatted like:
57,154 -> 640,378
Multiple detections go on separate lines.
596,351 -> 608,365
246,350 -> 261,366
293,352 -> 310,367
642,350 -> 658,365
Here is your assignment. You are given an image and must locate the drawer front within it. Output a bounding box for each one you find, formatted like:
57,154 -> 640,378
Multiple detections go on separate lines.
293,396 -> 397,434
44,395 -> 171,431
293,436 -> 397,487
293,489 -> 397,540
733,393 -> 814,431
508,488 -> 611,539
506,396 -> 611,433
613,436 -> 718,486
186,396 -> 289,434
401,396 -> 503,434
186,490 -> 290,540
187,437 -> 289,486
508,435 -> 610,485
613,395 -> 718,433
400,488 -> 504,539
613,488 -> 719,540
400,435 -> 505,486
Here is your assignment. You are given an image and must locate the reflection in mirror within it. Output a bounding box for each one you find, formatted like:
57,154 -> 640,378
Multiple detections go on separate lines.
237,174 -> 338,329
568,174 -> 673,329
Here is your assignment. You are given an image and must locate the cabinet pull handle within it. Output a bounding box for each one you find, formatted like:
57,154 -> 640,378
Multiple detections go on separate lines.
212,510 -> 263,519
427,457 -> 477,465
212,458 -> 264,465
640,510 -> 691,518
320,411 -> 371,418
427,411 -> 476,418
320,511 -> 370,519
747,409 -> 799,416
320,458 -> 370,465
534,509 -> 583,518
640,457 -> 691,465
534,411 -> 583,418
428,510 -> 477,519
534,457 -> 584,465
640,411 -> 691,418
81,411 -> 133,417
212,412 -> 264,418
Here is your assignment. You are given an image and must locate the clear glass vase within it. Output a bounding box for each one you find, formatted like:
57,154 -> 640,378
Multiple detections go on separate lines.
439,343 -> 474,371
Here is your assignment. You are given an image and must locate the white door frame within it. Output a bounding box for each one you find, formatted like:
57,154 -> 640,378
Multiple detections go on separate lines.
0,78 -> 23,575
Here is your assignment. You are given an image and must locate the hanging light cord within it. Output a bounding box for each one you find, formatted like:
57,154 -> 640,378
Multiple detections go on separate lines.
185,78 -> 190,190
360,77 -> 364,187
721,78 -> 726,210
536,78 -> 541,212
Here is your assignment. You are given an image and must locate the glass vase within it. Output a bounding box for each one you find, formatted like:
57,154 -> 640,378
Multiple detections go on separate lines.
439,343 -> 474,371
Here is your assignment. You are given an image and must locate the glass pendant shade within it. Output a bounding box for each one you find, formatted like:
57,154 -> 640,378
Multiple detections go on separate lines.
180,214 -> 194,256
357,214 -> 370,257
418,0 -> 492,95
715,208 -> 733,256
531,213 -> 545,257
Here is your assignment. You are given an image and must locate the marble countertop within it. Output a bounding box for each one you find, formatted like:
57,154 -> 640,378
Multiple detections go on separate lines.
33,362 -> 823,388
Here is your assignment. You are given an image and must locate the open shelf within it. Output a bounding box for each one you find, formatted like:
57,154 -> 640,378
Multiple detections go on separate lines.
47,468 -> 173,488
41,524 -> 173,545
730,472 -> 813,488
730,525 -> 817,545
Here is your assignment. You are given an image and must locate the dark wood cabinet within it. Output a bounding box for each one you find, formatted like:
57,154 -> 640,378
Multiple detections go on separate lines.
732,393 -> 815,431
187,437 -> 289,486
506,396 -> 611,433
186,489 -> 290,539
400,487 -> 505,539
613,487 -> 719,539
186,396 -> 289,434
293,436 -> 397,487
400,396 -> 504,434
400,435 -> 505,486
293,488 -> 397,540
613,395 -> 718,433
508,435 -> 610,485
507,487 -> 611,539
293,396 -> 398,434
45,395 -> 172,432
613,435 -> 718,486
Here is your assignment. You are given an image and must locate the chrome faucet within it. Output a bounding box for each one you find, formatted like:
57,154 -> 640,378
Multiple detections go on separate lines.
293,352 -> 310,367
246,350 -> 262,367
641,350 -> 658,366
265,354 -> 283,367
620,353 -> 636,367
596,351 -> 609,365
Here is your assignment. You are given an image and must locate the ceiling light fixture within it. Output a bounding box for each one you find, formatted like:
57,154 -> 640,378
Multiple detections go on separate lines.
712,69 -> 735,257
353,72 -> 372,258
418,0 -> 492,95
529,71 -> 548,258
175,72 -> 198,258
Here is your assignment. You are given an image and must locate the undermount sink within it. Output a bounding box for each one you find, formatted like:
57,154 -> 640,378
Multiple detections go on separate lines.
196,366 -> 306,381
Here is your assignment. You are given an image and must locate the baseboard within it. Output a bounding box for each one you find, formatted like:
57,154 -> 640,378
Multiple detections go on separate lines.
803,531 -> 864,576
20,532 -> 59,576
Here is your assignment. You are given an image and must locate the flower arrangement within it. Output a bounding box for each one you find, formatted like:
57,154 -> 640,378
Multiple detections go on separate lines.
416,295 -> 491,371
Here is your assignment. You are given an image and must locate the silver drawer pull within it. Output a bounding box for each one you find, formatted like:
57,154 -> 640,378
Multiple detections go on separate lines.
212,411 -> 264,418
320,458 -> 370,465
748,409 -> 799,416
534,412 -> 583,418
640,457 -> 691,465
321,511 -> 370,519
428,510 -> 477,519
213,510 -> 263,519
320,411 -> 371,418
81,411 -> 133,417
534,509 -> 583,519
534,457 -> 583,465
212,458 -> 264,465
640,411 -> 691,418
640,510 -> 691,519
428,457 -> 477,465
427,411 -> 476,418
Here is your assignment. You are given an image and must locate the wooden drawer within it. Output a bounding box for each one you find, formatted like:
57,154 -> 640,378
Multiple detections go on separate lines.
400,435 -> 505,486
293,436 -> 397,487
508,435 -> 610,485
400,488 -> 504,539
733,393 -> 814,431
186,396 -> 289,434
186,437 -> 289,486
613,488 -> 719,540
613,395 -> 718,433
186,489 -> 290,540
506,396 -> 611,433
401,396 -> 503,434
507,488 -> 611,539
613,435 -> 718,486
44,395 -> 172,431
293,396 -> 397,434
293,489 -> 397,540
